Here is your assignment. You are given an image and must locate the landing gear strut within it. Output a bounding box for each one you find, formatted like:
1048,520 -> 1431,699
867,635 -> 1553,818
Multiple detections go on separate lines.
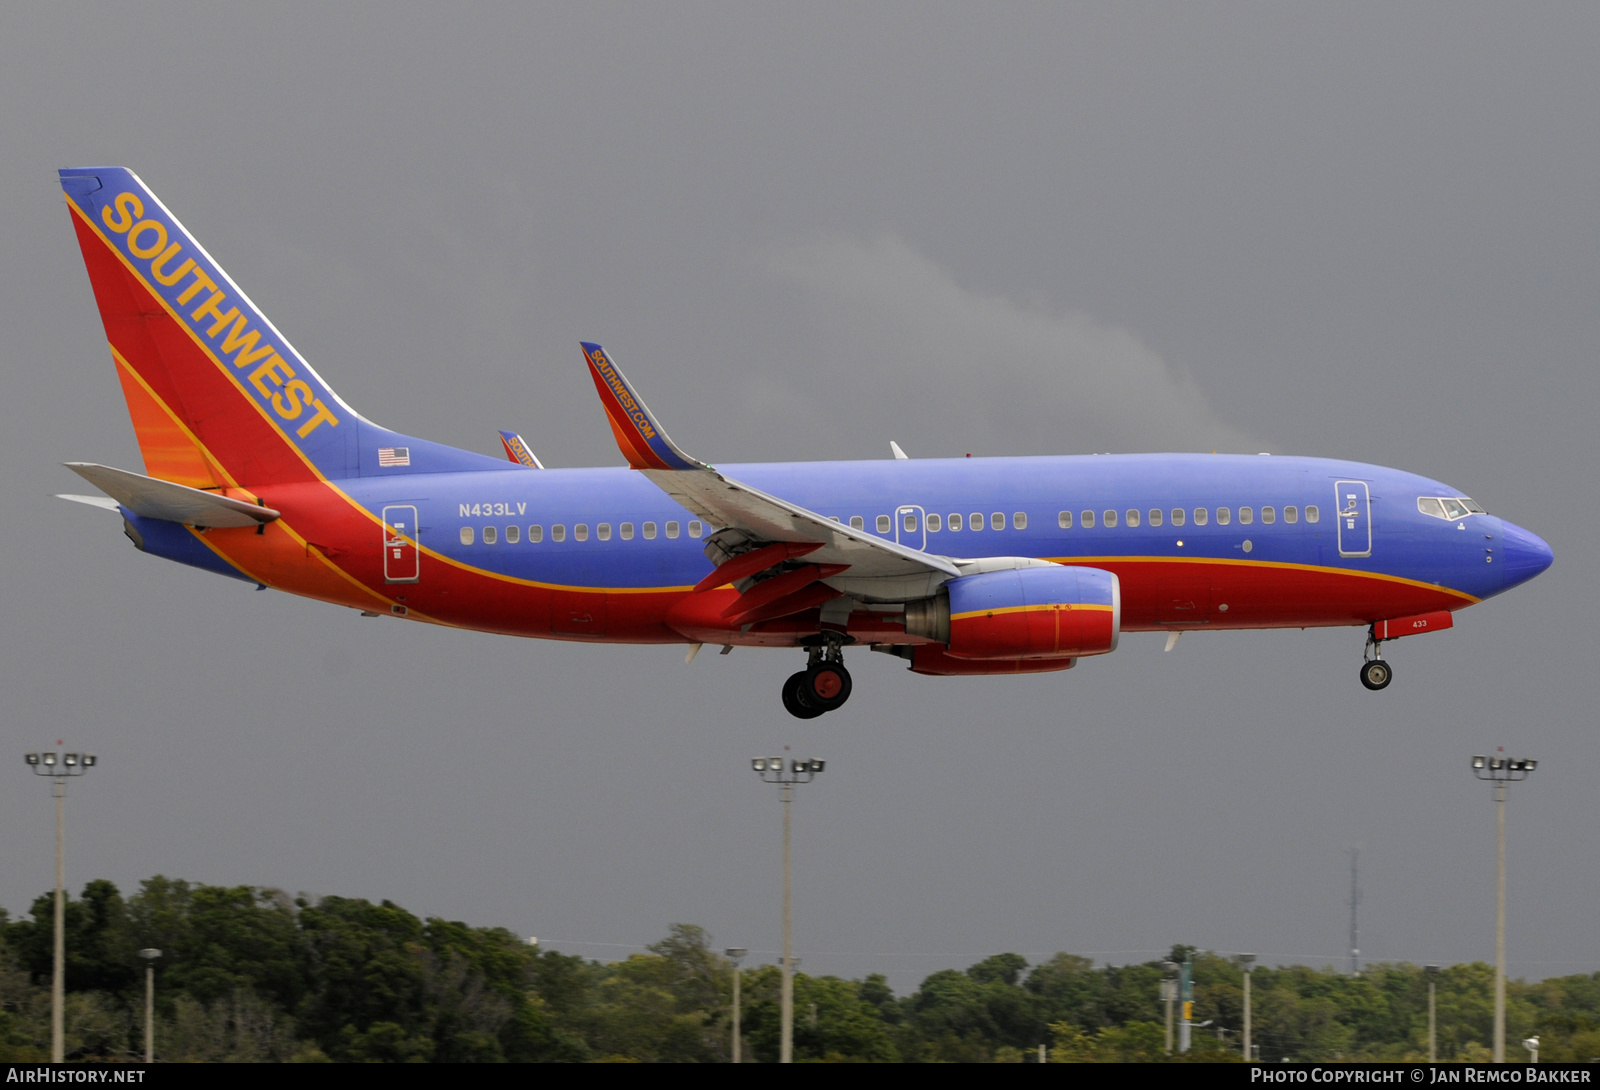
1360,630 -> 1393,691
781,637 -> 854,718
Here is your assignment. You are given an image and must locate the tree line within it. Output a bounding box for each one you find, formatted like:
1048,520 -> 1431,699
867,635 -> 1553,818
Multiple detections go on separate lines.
0,877 -> 1596,1062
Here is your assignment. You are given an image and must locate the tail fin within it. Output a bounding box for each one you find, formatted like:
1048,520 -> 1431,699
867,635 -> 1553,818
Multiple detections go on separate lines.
59,168 -> 500,486
497,430 -> 544,468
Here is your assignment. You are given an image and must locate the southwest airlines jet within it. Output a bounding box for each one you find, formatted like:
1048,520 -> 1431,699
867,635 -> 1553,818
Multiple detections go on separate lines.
54,168 -> 1554,718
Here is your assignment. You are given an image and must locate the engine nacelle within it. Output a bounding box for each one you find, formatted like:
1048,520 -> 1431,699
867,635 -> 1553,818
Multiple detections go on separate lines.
905,565 -> 1121,660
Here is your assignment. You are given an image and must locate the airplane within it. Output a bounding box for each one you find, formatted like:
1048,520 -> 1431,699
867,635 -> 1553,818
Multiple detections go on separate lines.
53,167 -> 1554,718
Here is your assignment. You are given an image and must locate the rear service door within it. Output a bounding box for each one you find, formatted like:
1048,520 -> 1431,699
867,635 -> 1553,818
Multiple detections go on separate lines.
1334,481 -> 1371,558
382,505 -> 420,583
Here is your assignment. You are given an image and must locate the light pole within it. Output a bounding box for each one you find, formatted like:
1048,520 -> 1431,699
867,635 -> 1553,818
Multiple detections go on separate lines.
1240,954 -> 1256,1063
1426,964 -> 1440,1063
25,748 -> 96,1063
752,755 -> 824,1064
139,948 -> 161,1062
1178,956 -> 1194,1053
725,947 -> 746,1063
1160,960 -> 1178,1054
1471,753 -> 1536,1064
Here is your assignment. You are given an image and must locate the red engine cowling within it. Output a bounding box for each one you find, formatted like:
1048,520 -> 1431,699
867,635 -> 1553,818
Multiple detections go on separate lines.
906,647 -> 1079,676
904,565 -> 1121,661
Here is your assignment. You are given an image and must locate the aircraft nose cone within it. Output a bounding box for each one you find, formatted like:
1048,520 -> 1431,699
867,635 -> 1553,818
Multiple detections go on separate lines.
1498,520 -> 1553,590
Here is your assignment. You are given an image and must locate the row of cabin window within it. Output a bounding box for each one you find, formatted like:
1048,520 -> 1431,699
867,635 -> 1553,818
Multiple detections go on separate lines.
840,512 -> 1026,533
461,519 -> 705,546
1056,505 -> 1319,529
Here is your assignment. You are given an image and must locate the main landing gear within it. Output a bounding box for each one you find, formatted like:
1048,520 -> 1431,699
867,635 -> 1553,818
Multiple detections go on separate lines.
1360,629 -> 1393,691
782,638 -> 854,719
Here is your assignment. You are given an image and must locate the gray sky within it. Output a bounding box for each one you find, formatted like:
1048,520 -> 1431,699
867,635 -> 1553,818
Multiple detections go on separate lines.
1,4 -> 1595,992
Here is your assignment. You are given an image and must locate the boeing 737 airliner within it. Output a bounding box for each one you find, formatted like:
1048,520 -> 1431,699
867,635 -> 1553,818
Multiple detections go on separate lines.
54,168 -> 1554,717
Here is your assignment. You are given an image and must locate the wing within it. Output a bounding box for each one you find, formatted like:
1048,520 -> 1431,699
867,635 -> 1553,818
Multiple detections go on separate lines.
580,343 -> 960,600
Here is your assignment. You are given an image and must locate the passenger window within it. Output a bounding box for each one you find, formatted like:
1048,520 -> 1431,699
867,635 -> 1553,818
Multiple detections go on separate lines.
689,520 -> 703,538
970,513 -> 983,531
529,525 -> 543,543
1125,509 -> 1140,528
1081,510 -> 1096,528
1170,509 -> 1185,527
903,513 -> 918,532
928,513 -> 943,532
1216,508 -> 1231,526
991,512 -> 1004,530
1284,506 -> 1299,524
1417,497 -> 1446,519
849,516 -> 864,530
506,525 -> 520,544
1148,509 -> 1162,527
830,515 -> 841,522
1103,509 -> 1118,528
1305,506 -> 1319,524
459,527 -> 475,545
1193,509 -> 1208,526
877,515 -> 892,533
597,523 -> 612,541
575,524 -> 590,541
1239,507 -> 1253,525
1058,511 -> 1073,529
483,525 -> 498,544
666,521 -> 680,539
948,513 -> 962,531
1013,512 -> 1027,530
552,525 -> 567,542
1261,507 -> 1276,525
621,522 -> 635,540
643,522 -> 658,540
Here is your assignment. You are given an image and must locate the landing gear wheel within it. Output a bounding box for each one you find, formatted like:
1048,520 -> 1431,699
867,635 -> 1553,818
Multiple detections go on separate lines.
1360,659 -> 1393,691
782,671 -> 826,719
804,662 -> 853,712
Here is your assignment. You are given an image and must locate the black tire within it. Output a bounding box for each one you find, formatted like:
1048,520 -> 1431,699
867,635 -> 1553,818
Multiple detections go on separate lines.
1360,660 -> 1392,691
804,662 -> 853,712
783,671 -> 825,719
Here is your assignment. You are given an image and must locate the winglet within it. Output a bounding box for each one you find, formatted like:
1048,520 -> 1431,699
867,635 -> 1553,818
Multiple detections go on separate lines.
497,431 -> 544,468
581,343 -> 701,471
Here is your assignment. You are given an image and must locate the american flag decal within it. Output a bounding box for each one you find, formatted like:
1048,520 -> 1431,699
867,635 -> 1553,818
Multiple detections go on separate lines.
377,447 -> 411,467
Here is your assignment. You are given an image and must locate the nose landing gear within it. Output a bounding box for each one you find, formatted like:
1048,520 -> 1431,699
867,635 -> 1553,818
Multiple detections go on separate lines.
1360,629 -> 1393,691
781,638 -> 854,718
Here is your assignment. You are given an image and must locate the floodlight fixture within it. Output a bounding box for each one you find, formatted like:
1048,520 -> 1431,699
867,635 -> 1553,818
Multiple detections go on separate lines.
25,753 -> 38,766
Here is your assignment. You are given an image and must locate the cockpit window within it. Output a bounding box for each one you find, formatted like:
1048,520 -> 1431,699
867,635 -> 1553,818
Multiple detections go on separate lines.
1418,496 -> 1485,520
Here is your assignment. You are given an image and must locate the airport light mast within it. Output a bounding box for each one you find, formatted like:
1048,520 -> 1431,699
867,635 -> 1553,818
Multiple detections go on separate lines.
725,947 -> 747,1063
24,747 -> 96,1063
1471,752 -> 1536,1063
751,755 -> 824,1064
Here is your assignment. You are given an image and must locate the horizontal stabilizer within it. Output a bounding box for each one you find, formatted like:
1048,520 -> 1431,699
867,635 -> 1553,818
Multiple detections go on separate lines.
64,463 -> 280,529
55,494 -> 122,513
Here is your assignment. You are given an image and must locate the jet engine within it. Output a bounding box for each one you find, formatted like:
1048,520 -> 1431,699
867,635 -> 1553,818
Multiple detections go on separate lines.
903,565 -> 1121,664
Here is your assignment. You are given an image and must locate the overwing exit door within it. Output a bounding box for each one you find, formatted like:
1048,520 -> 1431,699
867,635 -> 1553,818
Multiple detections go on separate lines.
894,505 -> 927,551
382,505 -> 420,583
1334,481 -> 1371,558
